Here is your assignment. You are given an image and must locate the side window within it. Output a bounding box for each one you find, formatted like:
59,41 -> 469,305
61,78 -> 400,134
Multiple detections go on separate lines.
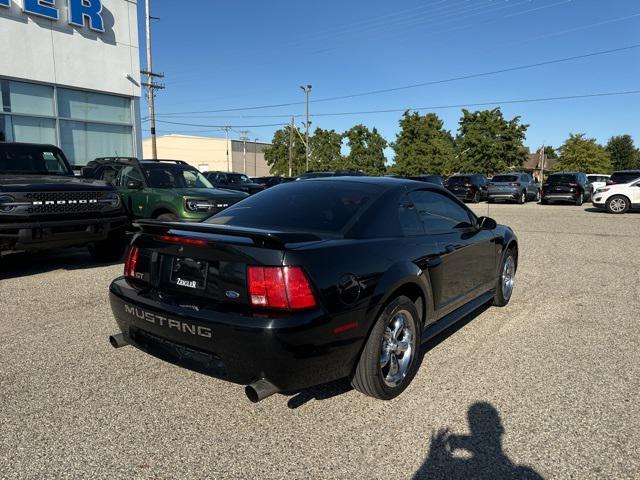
101,166 -> 121,185
217,173 -> 227,184
118,166 -> 143,188
398,195 -> 424,236
409,190 -> 474,232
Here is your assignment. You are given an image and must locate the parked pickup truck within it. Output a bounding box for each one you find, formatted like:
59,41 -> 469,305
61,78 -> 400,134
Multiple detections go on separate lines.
0,143 -> 127,262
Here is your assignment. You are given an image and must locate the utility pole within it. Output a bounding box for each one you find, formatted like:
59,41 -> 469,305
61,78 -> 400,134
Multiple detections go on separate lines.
254,138 -> 258,176
142,0 -> 164,160
539,145 -> 546,184
300,85 -> 312,171
223,127 -> 231,171
288,116 -> 294,177
239,130 -> 249,174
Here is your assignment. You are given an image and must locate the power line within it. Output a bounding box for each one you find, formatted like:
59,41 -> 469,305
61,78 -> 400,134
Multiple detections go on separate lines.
156,43 -> 640,116
142,90 -> 640,127
148,119 -> 289,128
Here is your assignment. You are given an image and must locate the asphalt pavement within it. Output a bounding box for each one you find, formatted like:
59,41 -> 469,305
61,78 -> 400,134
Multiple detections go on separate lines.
1,203 -> 638,479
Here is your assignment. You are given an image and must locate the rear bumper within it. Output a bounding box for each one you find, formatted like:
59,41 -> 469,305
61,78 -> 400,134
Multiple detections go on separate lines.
0,215 -> 127,252
108,278 -> 366,392
488,190 -> 519,200
542,193 -> 577,202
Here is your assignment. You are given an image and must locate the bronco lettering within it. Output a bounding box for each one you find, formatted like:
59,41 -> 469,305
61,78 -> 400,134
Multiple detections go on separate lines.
124,304 -> 212,339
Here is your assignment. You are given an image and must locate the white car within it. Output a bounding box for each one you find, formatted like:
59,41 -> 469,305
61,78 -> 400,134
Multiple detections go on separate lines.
587,174 -> 610,194
592,178 -> 640,214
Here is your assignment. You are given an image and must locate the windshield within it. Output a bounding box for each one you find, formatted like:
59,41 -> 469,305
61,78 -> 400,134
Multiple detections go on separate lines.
228,173 -> 252,185
492,175 -> 518,183
144,164 -> 213,189
546,174 -> 576,184
0,144 -> 72,175
610,172 -> 640,184
447,176 -> 472,185
207,181 -> 382,233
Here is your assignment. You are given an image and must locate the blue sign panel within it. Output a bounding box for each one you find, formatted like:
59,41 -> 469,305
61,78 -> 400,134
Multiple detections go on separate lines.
17,0 -> 105,33
23,0 -> 60,20
69,0 -> 104,32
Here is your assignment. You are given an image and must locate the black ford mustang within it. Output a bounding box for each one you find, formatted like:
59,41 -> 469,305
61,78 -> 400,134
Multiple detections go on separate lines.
108,177 -> 518,401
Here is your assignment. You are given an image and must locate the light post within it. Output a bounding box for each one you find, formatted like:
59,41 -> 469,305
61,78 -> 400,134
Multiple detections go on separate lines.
254,138 -> 259,176
300,85 -> 312,172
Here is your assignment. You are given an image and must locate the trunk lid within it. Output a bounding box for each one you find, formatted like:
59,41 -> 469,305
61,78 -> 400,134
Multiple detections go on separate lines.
131,220 -> 326,309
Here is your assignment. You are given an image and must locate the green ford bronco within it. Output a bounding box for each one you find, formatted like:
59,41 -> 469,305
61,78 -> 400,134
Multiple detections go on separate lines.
82,158 -> 249,222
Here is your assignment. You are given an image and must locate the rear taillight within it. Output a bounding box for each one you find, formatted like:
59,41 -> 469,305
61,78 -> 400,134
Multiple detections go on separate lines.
247,266 -> 316,310
124,246 -> 139,278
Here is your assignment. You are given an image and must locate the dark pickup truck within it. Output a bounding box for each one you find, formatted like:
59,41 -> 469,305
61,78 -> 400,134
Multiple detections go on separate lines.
0,143 -> 128,262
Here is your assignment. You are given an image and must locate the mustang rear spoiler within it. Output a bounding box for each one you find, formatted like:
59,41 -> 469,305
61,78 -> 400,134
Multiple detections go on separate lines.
134,220 -> 328,248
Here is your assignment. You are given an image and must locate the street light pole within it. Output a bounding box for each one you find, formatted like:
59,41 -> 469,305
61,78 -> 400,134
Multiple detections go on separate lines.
254,138 -> 258,176
300,85 -> 312,172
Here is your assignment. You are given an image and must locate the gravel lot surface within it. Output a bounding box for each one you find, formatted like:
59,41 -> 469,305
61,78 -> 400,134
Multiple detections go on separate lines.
1,203 -> 638,479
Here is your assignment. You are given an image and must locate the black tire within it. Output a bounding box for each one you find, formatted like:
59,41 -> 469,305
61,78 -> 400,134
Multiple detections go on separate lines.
488,198 -> 495,204
88,230 -> 127,262
517,190 -> 526,204
605,195 -> 630,214
156,213 -> 179,222
494,248 -> 517,307
351,296 -> 422,400
541,198 -> 548,205
575,191 -> 583,206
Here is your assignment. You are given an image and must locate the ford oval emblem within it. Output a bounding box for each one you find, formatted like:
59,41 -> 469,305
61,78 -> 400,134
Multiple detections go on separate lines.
225,290 -> 240,299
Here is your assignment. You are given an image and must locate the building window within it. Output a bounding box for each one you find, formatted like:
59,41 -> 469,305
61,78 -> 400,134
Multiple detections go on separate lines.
60,121 -> 134,165
0,77 -> 136,166
57,88 -> 131,124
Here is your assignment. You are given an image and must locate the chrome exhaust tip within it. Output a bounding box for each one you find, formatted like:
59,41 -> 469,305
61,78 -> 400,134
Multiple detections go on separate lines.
245,379 -> 279,403
109,333 -> 129,349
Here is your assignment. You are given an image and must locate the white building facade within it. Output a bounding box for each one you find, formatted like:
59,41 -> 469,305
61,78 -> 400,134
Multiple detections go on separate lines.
0,0 -> 141,165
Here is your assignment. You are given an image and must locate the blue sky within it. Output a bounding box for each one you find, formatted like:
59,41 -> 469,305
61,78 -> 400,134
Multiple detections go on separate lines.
139,0 -> 640,158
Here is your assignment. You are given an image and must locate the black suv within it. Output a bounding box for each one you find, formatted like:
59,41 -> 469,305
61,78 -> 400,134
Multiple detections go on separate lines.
0,143 -> 127,262
541,172 -> 591,205
607,170 -> 640,185
445,174 -> 489,203
204,172 -> 265,195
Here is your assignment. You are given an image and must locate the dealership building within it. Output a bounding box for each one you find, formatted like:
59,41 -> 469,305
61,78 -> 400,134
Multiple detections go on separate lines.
0,0 -> 142,165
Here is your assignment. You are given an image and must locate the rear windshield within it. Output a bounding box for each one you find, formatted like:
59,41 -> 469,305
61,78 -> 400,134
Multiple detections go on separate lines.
546,174 -> 576,184
587,175 -> 608,183
610,171 -> 640,183
491,175 -> 519,183
447,176 -> 472,185
0,144 -> 72,175
207,181 -> 382,233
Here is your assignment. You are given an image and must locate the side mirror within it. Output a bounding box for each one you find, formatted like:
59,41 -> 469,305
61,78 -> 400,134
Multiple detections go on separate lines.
127,180 -> 143,190
477,216 -> 497,230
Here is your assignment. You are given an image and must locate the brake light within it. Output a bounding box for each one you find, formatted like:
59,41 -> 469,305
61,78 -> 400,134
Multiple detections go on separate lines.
124,246 -> 139,278
159,235 -> 208,247
247,266 -> 316,310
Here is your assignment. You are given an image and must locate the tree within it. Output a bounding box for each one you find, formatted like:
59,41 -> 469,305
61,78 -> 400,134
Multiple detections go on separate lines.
309,128 -> 344,171
391,111 -> 456,176
543,146 -> 557,159
343,124 -> 387,175
264,126 -> 306,176
455,108 -> 528,175
553,133 -> 612,173
606,135 -> 640,171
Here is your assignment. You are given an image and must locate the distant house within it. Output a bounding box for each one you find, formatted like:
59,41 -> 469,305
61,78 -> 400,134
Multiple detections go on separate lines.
522,151 -> 558,182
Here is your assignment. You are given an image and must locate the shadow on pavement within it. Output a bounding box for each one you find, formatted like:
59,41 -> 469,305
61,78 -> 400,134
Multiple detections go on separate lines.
413,402 -> 543,480
286,302 -> 492,409
0,248 -> 123,280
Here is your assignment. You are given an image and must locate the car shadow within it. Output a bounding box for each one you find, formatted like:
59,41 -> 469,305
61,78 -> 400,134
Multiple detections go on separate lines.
285,303 -> 492,409
584,207 -> 640,214
412,401 -> 543,479
0,249 -> 123,280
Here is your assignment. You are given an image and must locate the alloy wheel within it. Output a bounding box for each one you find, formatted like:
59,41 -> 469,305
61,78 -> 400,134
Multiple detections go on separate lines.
502,256 -> 515,301
380,311 -> 415,387
609,197 -> 627,213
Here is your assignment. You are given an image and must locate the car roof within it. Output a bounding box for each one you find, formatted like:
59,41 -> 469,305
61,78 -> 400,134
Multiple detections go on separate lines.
306,175 -> 444,190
